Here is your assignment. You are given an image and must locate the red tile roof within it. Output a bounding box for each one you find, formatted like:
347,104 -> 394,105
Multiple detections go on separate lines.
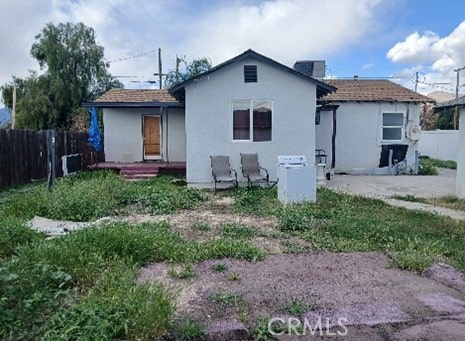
95,89 -> 178,103
321,79 -> 434,103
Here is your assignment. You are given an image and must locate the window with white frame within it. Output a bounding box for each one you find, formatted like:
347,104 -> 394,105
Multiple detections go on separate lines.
382,112 -> 404,140
232,100 -> 272,142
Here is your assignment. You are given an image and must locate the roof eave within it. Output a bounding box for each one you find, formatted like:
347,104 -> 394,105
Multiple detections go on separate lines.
82,101 -> 184,108
318,99 -> 435,104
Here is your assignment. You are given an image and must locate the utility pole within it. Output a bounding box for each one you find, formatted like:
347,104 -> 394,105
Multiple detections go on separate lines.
175,54 -> 181,82
414,72 -> 419,93
158,47 -> 162,89
454,66 -> 465,130
11,84 -> 16,129
153,47 -> 167,89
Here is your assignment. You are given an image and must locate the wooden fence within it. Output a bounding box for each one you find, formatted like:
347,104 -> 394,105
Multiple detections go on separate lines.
0,129 -> 104,189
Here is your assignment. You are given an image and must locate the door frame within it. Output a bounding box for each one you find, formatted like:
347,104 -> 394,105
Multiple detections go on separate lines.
142,114 -> 162,161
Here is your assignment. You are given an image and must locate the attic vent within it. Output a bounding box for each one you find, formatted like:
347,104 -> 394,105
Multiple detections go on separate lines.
244,65 -> 257,83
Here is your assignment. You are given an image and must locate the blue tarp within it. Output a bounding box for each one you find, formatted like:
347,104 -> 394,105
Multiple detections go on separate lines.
88,107 -> 101,152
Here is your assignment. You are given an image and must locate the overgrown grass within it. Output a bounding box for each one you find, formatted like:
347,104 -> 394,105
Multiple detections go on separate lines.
0,220 -> 263,339
0,171 -> 208,221
232,186 -> 465,272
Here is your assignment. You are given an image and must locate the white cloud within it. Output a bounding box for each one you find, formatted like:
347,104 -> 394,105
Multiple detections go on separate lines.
387,20 -> 465,95
386,31 -> 440,64
363,63 -> 375,70
0,0 -> 384,102
185,0 -> 382,65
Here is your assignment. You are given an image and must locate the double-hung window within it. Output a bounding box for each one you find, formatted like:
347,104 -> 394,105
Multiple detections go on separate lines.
232,100 -> 272,142
382,113 -> 404,141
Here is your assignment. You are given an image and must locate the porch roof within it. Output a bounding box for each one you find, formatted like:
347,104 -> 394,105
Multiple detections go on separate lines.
83,89 -> 183,108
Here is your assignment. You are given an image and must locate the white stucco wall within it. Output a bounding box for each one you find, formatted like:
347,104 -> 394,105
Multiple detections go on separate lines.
315,102 -> 421,172
457,108 -> 465,198
103,107 -> 186,162
184,57 -> 317,184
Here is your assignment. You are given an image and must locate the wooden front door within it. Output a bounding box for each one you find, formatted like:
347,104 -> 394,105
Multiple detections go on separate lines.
143,115 -> 161,160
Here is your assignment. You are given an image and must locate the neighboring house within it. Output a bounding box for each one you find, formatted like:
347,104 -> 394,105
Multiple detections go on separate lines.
434,96 -> 465,199
86,49 -> 335,185
316,79 -> 434,174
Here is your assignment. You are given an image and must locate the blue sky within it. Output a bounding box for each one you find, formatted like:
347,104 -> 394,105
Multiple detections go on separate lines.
1,0 -> 465,106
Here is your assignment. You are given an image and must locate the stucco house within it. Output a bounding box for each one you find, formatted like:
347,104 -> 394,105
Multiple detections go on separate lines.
316,79 -> 434,174
86,49 -> 335,185
434,96 -> 465,199
87,49 -> 434,184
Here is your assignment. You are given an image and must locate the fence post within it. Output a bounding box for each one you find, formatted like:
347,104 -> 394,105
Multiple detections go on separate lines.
47,130 -> 56,190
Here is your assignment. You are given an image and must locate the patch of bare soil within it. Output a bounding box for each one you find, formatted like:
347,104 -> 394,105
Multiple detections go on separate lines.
139,252 -> 465,340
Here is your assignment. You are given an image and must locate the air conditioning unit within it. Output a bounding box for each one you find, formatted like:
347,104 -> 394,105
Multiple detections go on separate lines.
407,125 -> 421,141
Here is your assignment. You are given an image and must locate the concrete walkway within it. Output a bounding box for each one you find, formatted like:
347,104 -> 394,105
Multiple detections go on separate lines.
325,169 -> 465,220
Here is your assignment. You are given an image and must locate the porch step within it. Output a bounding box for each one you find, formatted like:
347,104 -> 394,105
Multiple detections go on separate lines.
120,167 -> 159,180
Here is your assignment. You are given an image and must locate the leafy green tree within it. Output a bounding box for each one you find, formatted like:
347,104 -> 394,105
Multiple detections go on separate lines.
165,57 -> 212,88
1,22 -> 121,130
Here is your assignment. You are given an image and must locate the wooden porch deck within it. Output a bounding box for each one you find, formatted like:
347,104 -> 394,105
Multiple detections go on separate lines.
88,161 -> 186,180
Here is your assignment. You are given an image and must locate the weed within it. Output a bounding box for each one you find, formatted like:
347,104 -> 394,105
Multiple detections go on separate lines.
211,263 -> 228,272
211,291 -> 243,306
192,221 -> 210,231
168,264 -> 196,279
281,240 -> 306,254
419,157 -> 456,170
220,222 -> 259,239
392,194 -> 427,203
0,215 -> 43,258
280,299 -> 306,316
232,187 -> 278,216
253,316 -> 286,340
418,161 -> 438,175
229,272 -> 241,281
40,263 -> 174,340
172,318 -> 205,341
277,205 -> 315,232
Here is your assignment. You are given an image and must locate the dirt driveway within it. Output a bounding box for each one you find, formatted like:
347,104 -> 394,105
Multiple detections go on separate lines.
325,169 -> 465,221
326,169 -> 456,199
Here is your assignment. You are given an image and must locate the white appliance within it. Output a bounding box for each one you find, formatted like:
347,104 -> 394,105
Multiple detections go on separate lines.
277,155 -> 316,204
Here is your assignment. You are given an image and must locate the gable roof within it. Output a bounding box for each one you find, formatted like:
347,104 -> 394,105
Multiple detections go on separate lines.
83,89 -> 181,108
168,49 -> 336,102
319,79 -> 434,103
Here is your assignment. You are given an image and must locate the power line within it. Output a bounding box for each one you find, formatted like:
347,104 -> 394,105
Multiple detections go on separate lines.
107,49 -> 157,64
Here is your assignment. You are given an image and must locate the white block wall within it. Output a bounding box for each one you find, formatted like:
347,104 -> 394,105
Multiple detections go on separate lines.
418,130 -> 459,161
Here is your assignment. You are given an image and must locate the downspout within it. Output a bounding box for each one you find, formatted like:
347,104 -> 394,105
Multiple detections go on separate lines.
331,106 -> 338,169
165,107 -> 169,163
